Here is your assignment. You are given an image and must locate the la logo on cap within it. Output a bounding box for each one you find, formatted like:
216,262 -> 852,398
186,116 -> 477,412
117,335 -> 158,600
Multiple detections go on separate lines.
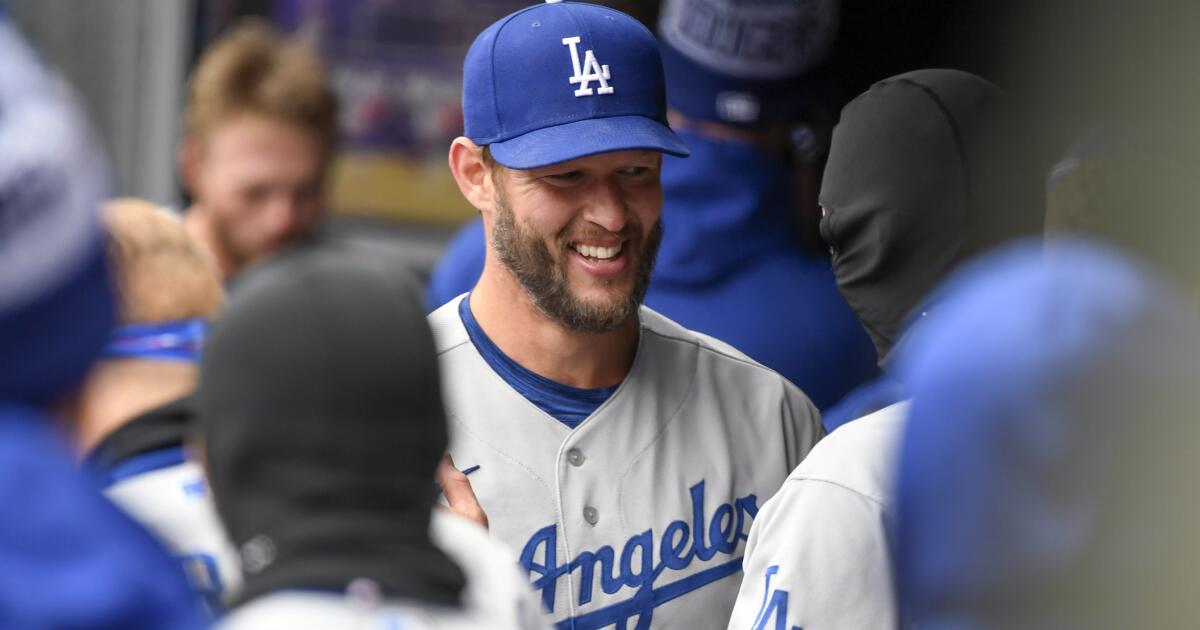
460,1 -> 688,169
563,36 -> 613,97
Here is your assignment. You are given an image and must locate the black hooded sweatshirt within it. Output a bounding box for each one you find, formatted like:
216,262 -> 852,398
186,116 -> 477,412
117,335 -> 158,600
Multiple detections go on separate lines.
196,240 -> 465,607
819,68 -> 1043,364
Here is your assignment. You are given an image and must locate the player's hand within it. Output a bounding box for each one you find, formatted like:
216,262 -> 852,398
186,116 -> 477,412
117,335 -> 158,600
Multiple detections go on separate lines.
437,453 -> 489,530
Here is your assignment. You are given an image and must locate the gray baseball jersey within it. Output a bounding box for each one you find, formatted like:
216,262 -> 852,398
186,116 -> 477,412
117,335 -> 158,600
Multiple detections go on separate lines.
727,402 -> 908,630
428,296 -> 823,629
219,510 -> 547,630
105,458 -> 242,614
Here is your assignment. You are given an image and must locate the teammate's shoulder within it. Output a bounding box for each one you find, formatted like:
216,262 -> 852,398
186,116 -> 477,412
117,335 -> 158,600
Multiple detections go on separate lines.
785,401 -> 910,503
427,294 -> 470,354
219,592 -> 365,629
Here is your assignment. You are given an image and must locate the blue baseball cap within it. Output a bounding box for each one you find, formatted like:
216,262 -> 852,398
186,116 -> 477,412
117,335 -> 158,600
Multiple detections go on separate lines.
462,1 -> 689,169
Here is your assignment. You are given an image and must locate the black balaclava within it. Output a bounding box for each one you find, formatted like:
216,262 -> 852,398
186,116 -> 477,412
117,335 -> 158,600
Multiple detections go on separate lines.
197,240 -> 465,606
819,69 -> 1042,364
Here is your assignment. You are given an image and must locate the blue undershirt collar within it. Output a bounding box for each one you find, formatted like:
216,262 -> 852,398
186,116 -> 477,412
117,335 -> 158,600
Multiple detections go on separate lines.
86,446 -> 187,490
458,296 -> 618,429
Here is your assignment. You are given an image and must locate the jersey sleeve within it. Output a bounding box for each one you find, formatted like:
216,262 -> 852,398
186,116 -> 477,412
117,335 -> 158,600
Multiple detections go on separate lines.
430,511 -> 551,629
726,478 -> 897,630
780,378 -> 825,471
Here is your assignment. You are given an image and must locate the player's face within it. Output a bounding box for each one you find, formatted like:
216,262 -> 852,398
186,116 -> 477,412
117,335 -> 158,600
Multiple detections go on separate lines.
190,114 -> 327,272
491,150 -> 664,333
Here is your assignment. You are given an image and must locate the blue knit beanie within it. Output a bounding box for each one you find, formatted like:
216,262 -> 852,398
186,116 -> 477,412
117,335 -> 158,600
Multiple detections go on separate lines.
0,19 -> 115,406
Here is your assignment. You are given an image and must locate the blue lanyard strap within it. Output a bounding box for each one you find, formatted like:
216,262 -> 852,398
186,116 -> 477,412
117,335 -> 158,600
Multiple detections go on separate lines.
103,319 -> 209,362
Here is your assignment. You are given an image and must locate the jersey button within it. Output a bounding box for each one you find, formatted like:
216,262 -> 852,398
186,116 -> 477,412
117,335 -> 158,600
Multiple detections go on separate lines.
567,448 -> 586,467
583,506 -> 599,525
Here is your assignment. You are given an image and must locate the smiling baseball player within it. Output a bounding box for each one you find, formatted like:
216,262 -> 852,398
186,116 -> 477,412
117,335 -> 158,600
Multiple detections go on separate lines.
430,2 -> 824,628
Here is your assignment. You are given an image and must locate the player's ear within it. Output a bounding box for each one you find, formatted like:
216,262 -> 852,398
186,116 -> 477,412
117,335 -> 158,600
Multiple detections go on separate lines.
187,437 -> 209,479
448,137 -> 496,214
178,134 -> 203,195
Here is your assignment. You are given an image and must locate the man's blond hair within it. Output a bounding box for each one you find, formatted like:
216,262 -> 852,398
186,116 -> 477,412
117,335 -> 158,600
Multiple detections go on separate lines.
102,199 -> 223,324
184,19 -> 338,154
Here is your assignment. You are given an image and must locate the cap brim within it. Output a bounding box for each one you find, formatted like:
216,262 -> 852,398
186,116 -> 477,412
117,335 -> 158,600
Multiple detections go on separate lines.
488,115 -> 690,170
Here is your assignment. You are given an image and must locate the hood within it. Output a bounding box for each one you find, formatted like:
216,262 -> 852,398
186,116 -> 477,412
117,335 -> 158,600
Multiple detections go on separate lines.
653,129 -> 804,286
197,240 -> 465,606
0,20 -> 115,406
819,68 -> 1041,363
893,238 -> 1200,629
